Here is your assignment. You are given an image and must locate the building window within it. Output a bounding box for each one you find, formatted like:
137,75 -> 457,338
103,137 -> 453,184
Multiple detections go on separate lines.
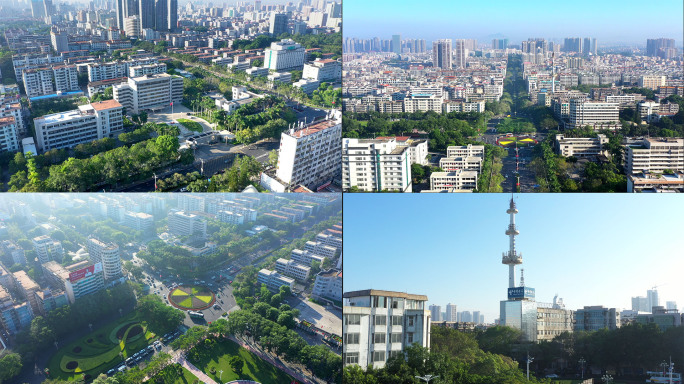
408,316 -> 414,326
374,315 -> 387,326
344,352 -> 359,365
345,314 -> 361,325
391,315 -> 402,326
373,296 -> 386,308
390,333 -> 402,343
373,351 -> 385,362
373,333 -> 386,344
344,333 -> 359,344
389,350 -> 403,360
407,332 -> 414,344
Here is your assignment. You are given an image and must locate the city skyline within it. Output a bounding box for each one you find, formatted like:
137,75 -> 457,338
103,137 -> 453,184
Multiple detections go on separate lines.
343,194 -> 684,323
343,0 -> 684,46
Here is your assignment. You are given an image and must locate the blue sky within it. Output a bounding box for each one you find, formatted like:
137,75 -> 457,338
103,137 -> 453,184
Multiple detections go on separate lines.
343,0 -> 684,46
343,194 -> 684,323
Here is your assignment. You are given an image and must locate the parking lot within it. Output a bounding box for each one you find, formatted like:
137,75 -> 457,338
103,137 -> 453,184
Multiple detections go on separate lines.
285,296 -> 342,337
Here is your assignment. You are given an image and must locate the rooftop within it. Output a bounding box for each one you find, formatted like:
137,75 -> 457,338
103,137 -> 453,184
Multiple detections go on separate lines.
90,99 -> 122,111
343,289 -> 428,301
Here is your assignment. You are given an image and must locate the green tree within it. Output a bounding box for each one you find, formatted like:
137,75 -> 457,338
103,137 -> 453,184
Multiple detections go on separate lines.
0,352 -> 22,383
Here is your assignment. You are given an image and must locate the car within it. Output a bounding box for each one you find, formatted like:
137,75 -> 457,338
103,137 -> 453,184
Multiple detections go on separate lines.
125,357 -> 134,366
107,369 -> 116,376
147,346 -> 154,352
220,299 -> 224,303
135,355 -> 142,362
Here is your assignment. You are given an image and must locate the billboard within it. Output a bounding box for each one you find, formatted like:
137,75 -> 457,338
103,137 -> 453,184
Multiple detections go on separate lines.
69,262 -> 102,282
507,286 -> 535,300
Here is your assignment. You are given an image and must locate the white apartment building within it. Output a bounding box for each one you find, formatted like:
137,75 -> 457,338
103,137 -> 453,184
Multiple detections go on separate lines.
52,65 -> 79,94
343,289 -> 431,369
32,235 -> 64,264
403,94 -> 443,113
168,210 -> 207,238
124,16 -> 141,37
0,117 -> 19,152
342,138 -> 412,192
304,241 -> 337,259
429,170 -> 478,192
443,100 -> 486,113
217,210 -> 245,225
290,249 -> 325,266
12,53 -> 65,81
376,136 -> 429,166
626,138 -> 684,175
128,63 -> 166,78
22,68 -> 54,98
123,211 -> 154,232
257,269 -> 294,293
86,238 -> 122,281
275,110 -> 341,190
87,62 -> 128,82
627,172 -> 684,193
638,101 -> 660,123
446,144 -> 485,158
177,194 -> 205,212
555,134 -> 609,158
113,73 -> 183,114
312,269 -> 342,302
303,59 -> 341,82
568,100 -> 619,130
315,232 -> 342,250
263,39 -> 306,71
293,78 -> 320,95
33,100 -> 124,152
439,156 -> 483,173
275,258 -> 310,281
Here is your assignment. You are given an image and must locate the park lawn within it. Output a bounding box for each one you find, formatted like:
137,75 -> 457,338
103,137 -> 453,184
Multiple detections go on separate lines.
153,366 -> 199,384
193,339 -> 294,384
177,118 -> 203,132
47,312 -> 158,380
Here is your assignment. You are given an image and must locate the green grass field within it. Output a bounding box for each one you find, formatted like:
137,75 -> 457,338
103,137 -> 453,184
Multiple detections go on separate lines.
191,339 -> 293,384
152,366 -> 199,384
46,312 -> 158,381
177,118 -> 203,132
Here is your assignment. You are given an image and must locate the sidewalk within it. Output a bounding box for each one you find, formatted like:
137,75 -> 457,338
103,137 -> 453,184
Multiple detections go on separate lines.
178,355 -> 218,384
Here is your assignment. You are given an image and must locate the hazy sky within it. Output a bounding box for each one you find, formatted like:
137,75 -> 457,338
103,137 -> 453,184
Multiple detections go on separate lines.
343,0 -> 684,46
343,194 -> 684,322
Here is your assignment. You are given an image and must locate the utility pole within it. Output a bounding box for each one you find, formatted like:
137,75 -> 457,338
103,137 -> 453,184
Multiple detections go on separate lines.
526,353 -> 534,381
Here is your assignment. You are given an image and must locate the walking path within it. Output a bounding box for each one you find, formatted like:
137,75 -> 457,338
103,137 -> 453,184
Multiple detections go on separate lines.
178,355 -> 218,384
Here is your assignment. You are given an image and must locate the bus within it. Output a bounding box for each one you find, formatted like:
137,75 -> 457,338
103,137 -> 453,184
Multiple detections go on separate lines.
188,311 -> 204,319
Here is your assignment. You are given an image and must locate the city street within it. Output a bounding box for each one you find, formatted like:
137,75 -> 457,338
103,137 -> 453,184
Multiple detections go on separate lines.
501,145 -> 536,193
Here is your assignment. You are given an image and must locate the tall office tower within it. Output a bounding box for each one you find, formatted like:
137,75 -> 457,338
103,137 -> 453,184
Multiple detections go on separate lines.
326,2 -> 341,18
462,311 -> 472,322
499,197 -> 538,342
43,0 -> 54,18
31,0 -> 46,18
492,38 -> 508,50
564,37 -> 582,53
666,301 -> 677,311
391,34 -> 401,54
472,311 -> 481,325
647,289 -> 659,313
86,238 -> 122,281
454,39 -> 466,68
155,0 -> 167,31
167,0 -> 178,31
115,0 -> 124,29
631,296 -> 649,312
429,304 -> 442,321
646,38 -> 675,57
269,13 -> 288,36
123,0 -> 138,18
139,0 -> 155,29
343,289 -> 431,369
582,37 -> 598,55
445,303 -> 457,321
50,29 -> 68,53
432,39 -> 452,69
254,0 -> 261,11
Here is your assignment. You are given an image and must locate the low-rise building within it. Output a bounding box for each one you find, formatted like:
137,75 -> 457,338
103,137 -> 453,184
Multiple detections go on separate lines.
33,100 -> 124,152
123,211 -> 154,232
626,138 -> 684,175
574,306 -> 620,331
303,59 -> 341,82
429,171 -> 478,192
555,134 -> 609,158
113,73 -> 183,114
257,269 -> 294,293
275,258 -> 311,281
342,137 -> 412,192
312,269 -> 341,302
290,249 -> 325,266
439,156 -> 483,173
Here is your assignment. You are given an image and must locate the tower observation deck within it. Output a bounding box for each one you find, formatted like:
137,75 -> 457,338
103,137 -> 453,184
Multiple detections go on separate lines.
502,196 -> 523,288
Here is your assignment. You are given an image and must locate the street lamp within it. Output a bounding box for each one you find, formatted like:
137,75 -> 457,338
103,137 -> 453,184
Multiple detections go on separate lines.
579,357 -> 586,379
415,374 -> 439,383
526,353 -> 534,381
218,369 -> 223,380
661,361 -> 669,376
601,374 -> 613,383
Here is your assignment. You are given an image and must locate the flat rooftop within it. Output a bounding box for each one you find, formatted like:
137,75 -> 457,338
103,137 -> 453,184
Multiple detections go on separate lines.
343,289 -> 428,301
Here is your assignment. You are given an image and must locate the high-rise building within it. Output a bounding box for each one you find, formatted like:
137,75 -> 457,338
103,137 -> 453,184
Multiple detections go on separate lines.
568,100 -> 620,130
50,29 -> 69,53
139,0 -> 156,29
32,235 -> 64,264
341,137 -> 412,192
472,311 -> 481,325
564,37 -> 582,53
647,289 -> 660,313
445,303 -> 457,322
454,39 -> 466,68
31,0 -> 45,18
42,261 -> 105,304
492,38 -> 508,50
263,39 -> 306,71
343,289 -> 431,369
155,0 -> 168,31
113,73 -> 183,114
124,15 -> 141,37
646,38 -> 675,58
432,39 -> 452,69
167,0 -> 178,31
392,34 -> 401,55
269,13 -> 288,36
666,301 -> 677,311
632,296 -> 650,312
86,238 -> 122,281
429,304 -> 442,322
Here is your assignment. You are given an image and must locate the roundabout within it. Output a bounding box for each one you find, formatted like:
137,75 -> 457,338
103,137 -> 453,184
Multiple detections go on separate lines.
168,285 -> 216,311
